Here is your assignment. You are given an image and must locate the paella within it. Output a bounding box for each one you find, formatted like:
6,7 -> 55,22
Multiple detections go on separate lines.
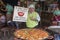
14,29 -> 49,40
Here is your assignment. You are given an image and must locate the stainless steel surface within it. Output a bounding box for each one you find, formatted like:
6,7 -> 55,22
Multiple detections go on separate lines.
48,26 -> 60,33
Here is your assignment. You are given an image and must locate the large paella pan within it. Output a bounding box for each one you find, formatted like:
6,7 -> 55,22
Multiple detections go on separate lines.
14,29 -> 49,40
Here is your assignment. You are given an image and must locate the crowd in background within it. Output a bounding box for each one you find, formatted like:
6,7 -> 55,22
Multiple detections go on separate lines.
0,0 -> 60,28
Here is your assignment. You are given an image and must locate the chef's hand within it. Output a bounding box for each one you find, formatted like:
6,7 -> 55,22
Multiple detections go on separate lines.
31,17 -> 37,21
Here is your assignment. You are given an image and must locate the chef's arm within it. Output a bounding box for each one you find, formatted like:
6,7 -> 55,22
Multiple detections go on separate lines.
36,14 -> 40,22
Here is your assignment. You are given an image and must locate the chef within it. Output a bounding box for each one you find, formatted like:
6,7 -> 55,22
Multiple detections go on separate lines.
26,4 -> 40,28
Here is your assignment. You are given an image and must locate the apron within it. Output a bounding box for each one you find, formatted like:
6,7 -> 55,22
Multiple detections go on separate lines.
26,12 -> 38,28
